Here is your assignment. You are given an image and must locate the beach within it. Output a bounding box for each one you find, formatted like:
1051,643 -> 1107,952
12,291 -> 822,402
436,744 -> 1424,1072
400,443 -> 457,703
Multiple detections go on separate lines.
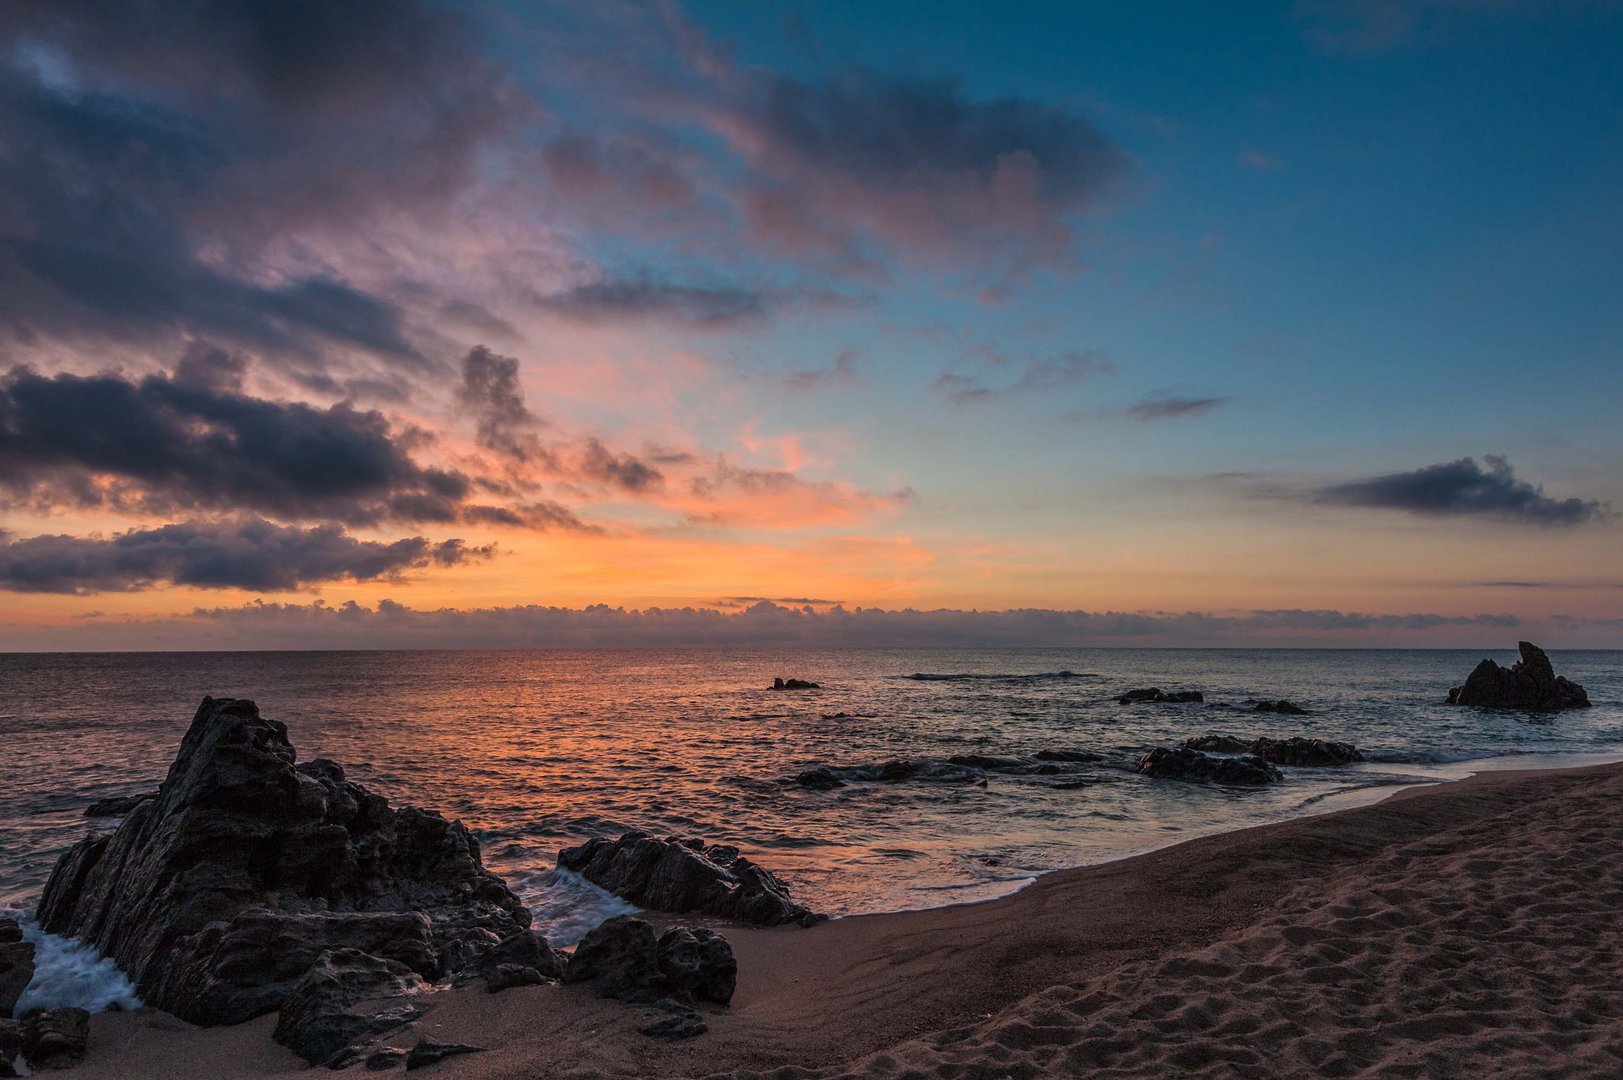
60,758 -> 1623,1078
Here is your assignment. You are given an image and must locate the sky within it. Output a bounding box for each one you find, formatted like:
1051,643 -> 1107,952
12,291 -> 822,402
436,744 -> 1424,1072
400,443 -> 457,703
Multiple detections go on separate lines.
1,0 -> 1621,650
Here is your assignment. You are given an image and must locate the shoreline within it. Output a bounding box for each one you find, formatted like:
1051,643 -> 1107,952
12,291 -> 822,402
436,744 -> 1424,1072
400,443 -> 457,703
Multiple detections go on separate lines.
58,756 -> 1623,1078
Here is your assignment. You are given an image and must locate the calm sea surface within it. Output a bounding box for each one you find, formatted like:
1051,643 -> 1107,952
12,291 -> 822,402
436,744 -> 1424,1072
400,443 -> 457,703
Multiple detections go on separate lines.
4,648 -> 1621,945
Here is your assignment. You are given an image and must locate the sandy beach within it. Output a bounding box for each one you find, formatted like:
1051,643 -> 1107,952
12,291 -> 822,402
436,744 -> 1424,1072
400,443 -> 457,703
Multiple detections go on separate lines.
60,759 -> 1623,1079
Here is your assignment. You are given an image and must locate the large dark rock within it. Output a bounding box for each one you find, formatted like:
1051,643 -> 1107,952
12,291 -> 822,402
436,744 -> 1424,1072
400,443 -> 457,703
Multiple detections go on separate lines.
558,833 -> 821,926
563,916 -> 662,1002
35,697 -> 530,1028
1447,642 -> 1591,709
1136,747 -> 1282,785
84,791 -> 158,817
1181,734 -> 1362,767
1250,699 -> 1310,715
0,919 -> 33,1020
771,678 -> 820,690
271,949 -> 426,1066
656,927 -> 736,1005
1117,688 -> 1204,704
0,1007 -> 90,1070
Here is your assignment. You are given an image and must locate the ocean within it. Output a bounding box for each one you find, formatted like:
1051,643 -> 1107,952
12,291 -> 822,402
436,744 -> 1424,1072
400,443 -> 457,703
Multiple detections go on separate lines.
4,647 -> 1621,961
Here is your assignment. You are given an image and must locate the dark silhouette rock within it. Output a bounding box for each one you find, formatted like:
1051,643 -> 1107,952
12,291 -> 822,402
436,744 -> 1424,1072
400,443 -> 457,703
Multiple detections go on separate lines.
83,791 -> 158,817
1447,642 -> 1591,709
1116,688 -> 1204,704
656,927 -> 736,1005
558,833 -> 820,926
563,916 -> 663,1002
1136,747 -> 1282,785
772,678 -> 820,690
638,998 -> 707,1040
35,697 -> 530,1029
405,1039 -> 486,1070
364,1047 -> 409,1070
271,948 -> 426,1066
485,963 -> 545,993
0,919 -> 32,1020
1181,734 -> 1362,767
482,928 -> 564,982
0,1019 -> 18,1076
793,766 -> 846,789
1035,749 -> 1103,763
947,754 -> 1029,770
4,1007 -> 90,1070
791,759 -> 986,788
1250,699 -> 1310,715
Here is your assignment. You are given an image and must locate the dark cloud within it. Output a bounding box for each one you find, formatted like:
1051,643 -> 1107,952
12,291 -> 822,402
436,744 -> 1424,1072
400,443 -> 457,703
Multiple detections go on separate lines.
533,276 -> 857,329
579,439 -> 664,493
936,350 -> 1116,405
0,0 -> 520,359
456,346 -> 544,462
1318,456 -> 1608,526
1124,395 -> 1229,421
0,517 -> 489,594
0,365 -> 473,525
461,501 -> 601,534
782,349 -> 859,393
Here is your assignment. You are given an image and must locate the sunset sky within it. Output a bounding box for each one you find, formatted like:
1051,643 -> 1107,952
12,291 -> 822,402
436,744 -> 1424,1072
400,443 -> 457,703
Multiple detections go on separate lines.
1,0 -> 1620,649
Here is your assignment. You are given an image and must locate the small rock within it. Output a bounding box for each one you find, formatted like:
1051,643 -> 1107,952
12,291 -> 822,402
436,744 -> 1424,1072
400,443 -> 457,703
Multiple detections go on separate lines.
1116,688 -> 1204,704
638,998 -> 707,1040
558,834 -> 819,926
486,929 -> 564,980
793,767 -> 845,789
1035,749 -> 1102,763
20,1007 -> 90,1070
405,1040 -> 486,1070
1136,747 -> 1281,785
771,678 -> 820,690
0,919 -> 34,1019
271,949 -> 426,1066
1251,699 -> 1309,715
656,927 -> 736,1005
485,963 -> 545,993
364,1047 -> 409,1071
563,916 -> 662,1002
0,1019 -> 21,1078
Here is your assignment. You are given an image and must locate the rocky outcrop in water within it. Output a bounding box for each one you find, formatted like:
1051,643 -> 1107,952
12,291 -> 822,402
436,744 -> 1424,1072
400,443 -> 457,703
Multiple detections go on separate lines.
0,919 -> 32,1020
1136,747 -> 1282,785
1117,688 -> 1204,704
1182,735 -> 1362,767
559,833 -> 821,926
34,696 -> 533,1042
1447,641 -> 1590,709
1249,699 -> 1310,715
83,791 -> 158,817
772,678 -> 820,690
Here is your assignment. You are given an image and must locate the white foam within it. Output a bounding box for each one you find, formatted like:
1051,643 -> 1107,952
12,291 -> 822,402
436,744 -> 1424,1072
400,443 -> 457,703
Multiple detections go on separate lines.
11,914 -> 142,1015
516,868 -> 640,947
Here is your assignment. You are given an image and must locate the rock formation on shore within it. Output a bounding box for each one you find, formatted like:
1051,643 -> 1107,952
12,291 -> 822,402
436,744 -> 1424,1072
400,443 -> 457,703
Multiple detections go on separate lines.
1182,734 -> 1362,766
0,1006 -> 90,1071
1447,641 -> 1591,709
558,833 -> 822,926
0,918 -> 33,1020
34,696 -> 547,1064
1136,747 -> 1282,785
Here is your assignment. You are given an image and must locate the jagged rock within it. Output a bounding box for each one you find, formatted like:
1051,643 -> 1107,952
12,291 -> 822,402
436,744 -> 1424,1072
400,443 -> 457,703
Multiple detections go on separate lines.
1447,641 -> 1591,709
486,963 -> 545,993
0,1019 -> 19,1077
1250,699 -> 1310,715
1116,688 -> 1204,704
771,678 -> 820,690
1136,747 -> 1282,785
365,1047 -> 409,1070
563,916 -> 662,1002
271,949 -> 425,1066
11,1007 -> 90,1070
558,833 -> 820,926
1181,735 -> 1362,767
656,927 -> 736,1005
0,919 -> 33,1020
1035,749 -> 1103,763
83,791 -> 158,817
35,697 -> 529,1028
481,929 -> 564,983
405,1039 -> 486,1070
638,998 -> 707,1040
793,766 -> 846,789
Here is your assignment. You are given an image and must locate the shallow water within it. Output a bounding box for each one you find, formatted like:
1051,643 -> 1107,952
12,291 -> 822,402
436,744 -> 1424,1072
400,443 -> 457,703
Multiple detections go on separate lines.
2,648 -> 1620,946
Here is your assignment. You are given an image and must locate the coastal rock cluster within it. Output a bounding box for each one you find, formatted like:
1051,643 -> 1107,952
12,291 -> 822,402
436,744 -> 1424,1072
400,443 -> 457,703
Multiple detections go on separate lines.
772,678 -> 820,690
1136,747 -> 1283,785
1447,641 -> 1590,710
1117,688 -> 1204,704
1182,735 -> 1363,767
559,833 -> 822,927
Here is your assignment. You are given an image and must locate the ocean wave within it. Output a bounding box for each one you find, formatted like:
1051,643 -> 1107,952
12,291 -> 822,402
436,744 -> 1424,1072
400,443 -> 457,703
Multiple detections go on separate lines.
900,670 -> 1097,683
8,913 -> 142,1015
514,868 -> 640,948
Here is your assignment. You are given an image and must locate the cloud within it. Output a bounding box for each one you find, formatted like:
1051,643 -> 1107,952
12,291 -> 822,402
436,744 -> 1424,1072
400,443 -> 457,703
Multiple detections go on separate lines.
7,598 -> 1531,650
0,364 -> 484,526
782,349 -> 859,394
457,345 -> 544,462
937,350 -> 1116,404
533,275 -> 862,329
0,517 -> 489,594
578,439 -> 665,493
0,0 -> 522,362
1124,395 -> 1229,421
1318,456 -> 1608,526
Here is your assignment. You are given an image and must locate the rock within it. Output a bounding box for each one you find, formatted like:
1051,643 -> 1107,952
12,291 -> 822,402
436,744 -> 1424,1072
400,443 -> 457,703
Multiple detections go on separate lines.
558,833 -> 820,926
83,791 -> 158,817
16,1007 -> 90,1070
0,919 -> 34,1019
771,678 -> 820,690
272,949 -> 426,1066
485,963 -> 545,993
792,759 -> 985,788
1447,641 -> 1591,709
638,998 -> 707,1040
1250,699 -> 1310,715
1035,749 -> 1103,763
0,1019 -> 20,1078
793,766 -> 846,789
365,1047 -> 409,1070
1116,688 -> 1204,704
1181,735 -> 1362,767
35,697 -> 530,1028
483,929 -> 564,981
947,754 -> 1029,770
656,927 -> 736,1005
1136,747 -> 1282,785
405,1039 -> 486,1070
563,916 -> 662,1002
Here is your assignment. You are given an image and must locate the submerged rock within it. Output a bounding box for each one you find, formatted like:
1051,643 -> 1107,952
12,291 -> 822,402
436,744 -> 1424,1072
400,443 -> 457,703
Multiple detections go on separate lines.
558,833 -> 821,926
0,919 -> 33,1020
1181,734 -> 1362,767
771,678 -> 820,690
1447,641 -> 1590,709
1117,688 -> 1204,704
1136,747 -> 1282,785
83,791 -> 158,817
35,696 -> 530,1029
1249,699 -> 1310,715
1035,749 -> 1103,763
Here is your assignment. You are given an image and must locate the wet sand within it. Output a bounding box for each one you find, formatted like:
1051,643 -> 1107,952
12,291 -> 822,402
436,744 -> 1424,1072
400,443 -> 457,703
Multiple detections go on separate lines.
70,760 -> 1623,1078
